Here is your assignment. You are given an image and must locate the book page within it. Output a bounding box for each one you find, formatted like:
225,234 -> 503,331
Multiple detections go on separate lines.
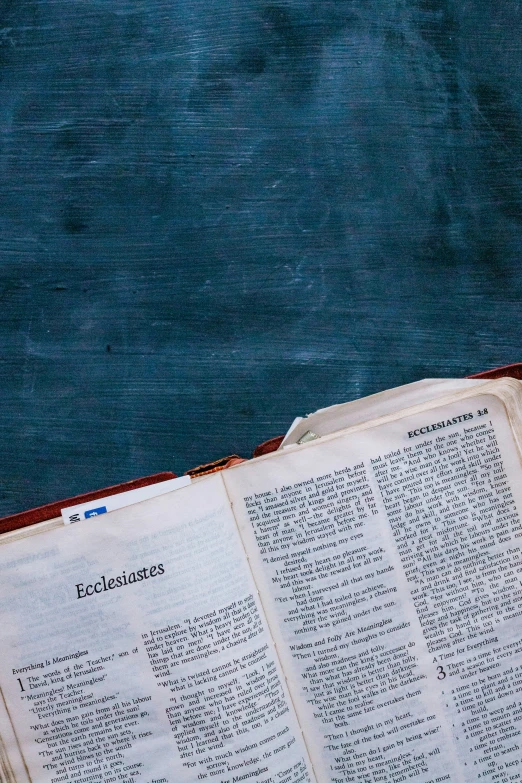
280,379 -> 487,446
0,477 -> 314,783
225,391 -> 522,783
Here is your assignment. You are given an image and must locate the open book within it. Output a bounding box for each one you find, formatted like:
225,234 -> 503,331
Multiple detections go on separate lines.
2,375 -> 522,783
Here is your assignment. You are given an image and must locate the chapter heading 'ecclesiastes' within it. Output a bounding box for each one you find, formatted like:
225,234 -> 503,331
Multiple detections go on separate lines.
76,564 -> 165,599
408,412 -> 474,438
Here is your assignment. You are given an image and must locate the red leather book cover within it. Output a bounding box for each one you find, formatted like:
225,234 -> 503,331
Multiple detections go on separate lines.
468,362 -> 522,380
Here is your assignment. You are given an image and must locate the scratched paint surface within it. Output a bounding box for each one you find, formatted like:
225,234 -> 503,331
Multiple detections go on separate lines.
1,0 -> 522,514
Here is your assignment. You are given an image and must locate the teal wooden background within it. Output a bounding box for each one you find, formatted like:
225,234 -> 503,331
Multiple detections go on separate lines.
1,0 -> 521,514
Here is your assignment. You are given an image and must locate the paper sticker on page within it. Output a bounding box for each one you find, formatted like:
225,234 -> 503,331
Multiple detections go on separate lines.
0,477 -> 315,783
61,475 -> 191,524
225,393 -> 522,783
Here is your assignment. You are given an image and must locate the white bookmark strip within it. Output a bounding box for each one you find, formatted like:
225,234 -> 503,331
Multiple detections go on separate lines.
61,475 -> 191,524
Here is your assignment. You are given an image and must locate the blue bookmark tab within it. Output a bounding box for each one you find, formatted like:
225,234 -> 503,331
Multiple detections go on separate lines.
84,506 -> 107,519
